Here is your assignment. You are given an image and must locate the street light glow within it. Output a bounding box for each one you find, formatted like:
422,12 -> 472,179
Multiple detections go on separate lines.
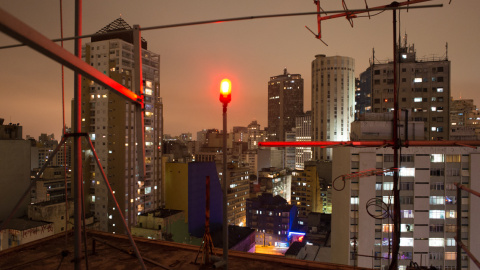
220,78 -> 231,95
219,78 -> 232,104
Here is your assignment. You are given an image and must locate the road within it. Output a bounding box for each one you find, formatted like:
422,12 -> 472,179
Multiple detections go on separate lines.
255,245 -> 289,256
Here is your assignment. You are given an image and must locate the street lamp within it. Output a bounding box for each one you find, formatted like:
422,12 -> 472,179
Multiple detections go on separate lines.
219,78 -> 231,270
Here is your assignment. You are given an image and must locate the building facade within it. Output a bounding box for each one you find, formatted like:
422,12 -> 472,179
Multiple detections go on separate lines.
291,164 -> 321,218
247,120 -> 267,150
331,147 -> 479,270
0,121 -> 31,221
79,18 -> 163,233
246,193 -> 297,247
267,68 -> 304,142
450,99 -> 480,140
358,43 -> 451,141
295,111 -> 312,170
311,55 -> 355,161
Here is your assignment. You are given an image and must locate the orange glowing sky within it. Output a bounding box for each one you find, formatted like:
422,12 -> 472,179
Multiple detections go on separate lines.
0,1 -> 479,140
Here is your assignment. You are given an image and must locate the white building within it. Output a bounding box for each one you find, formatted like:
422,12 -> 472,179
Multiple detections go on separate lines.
311,55 -> 355,160
331,146 -> 479,270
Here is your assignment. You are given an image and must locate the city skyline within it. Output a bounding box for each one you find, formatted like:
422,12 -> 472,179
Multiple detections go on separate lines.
1,1 -> 479,140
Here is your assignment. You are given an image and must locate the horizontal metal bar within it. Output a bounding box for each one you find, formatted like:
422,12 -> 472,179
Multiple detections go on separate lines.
454,183 -> 480,198
259,140 -> 480,148
0,7 -> 140,104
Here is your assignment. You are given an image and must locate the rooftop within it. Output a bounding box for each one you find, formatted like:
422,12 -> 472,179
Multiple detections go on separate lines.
0,218 -> 51,231
0,230 -> 372,270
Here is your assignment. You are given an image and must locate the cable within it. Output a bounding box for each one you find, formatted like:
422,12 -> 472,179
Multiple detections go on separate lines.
356,10 -> 386,18
80,173 -> 89,269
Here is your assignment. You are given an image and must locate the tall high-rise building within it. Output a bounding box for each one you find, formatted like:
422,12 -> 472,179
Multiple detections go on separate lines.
295,111 -> 312,170
357,42 -> 451,140
79,18 -> 163,233
267,68 -> 304,142
311,55 -> 355,160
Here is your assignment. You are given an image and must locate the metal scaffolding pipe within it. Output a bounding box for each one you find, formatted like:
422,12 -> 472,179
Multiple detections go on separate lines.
0,7 -> 139,104
258,140 -> 480,148
85,136 -> 147,270
73,2 -> 83,268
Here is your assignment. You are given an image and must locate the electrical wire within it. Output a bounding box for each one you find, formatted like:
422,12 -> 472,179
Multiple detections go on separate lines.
80,173 -> 89,270
356,10 -> 386,18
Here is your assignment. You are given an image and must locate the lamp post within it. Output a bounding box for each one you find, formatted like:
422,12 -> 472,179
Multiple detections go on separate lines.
219,78 -> 231,269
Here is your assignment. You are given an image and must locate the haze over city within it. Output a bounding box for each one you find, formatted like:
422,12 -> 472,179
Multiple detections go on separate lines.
0,0 -> 479,140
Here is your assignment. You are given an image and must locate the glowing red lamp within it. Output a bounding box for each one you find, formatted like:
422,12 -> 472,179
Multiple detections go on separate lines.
219,78 -> 232,104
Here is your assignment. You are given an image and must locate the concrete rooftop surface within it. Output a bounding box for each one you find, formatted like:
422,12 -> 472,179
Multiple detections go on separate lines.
0,230 -> 372,270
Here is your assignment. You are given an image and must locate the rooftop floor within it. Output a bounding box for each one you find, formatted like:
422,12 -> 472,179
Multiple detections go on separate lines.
0,230 -> 372,270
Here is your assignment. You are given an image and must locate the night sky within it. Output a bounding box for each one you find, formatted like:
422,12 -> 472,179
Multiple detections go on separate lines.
0,1 -> 478,140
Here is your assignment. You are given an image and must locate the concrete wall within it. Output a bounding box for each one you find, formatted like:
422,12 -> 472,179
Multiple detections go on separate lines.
0,140 -> 31,220
164,163 -> 189,221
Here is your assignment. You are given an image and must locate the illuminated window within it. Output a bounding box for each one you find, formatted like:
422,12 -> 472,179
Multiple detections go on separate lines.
414,97 -> 422,102
400,238 -> 413,246
445,252 -> 456,260
399,168 -> 414,177
145,88 -> 153,95
430,196 -> 444,205
383,182 -> 393,190
437,87 -> 443,92
383,196 -> 393,204
401,224 -> 413,232
446,210 -> 456,218
429,238 -> 444,247
401,210 -> 414,218
446,238 -> 456,246
429,210 -> 445,219
350,197 -> 359,204
431,154 -> 444,163
446,155 -> 460,162
382,224 -> 393,232
414,78 -> 422,83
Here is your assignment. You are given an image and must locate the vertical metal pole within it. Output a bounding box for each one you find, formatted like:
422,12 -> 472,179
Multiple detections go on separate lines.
73,1 -> 83,269
223,104 -> 229,269
456,185 -> 461,270
390,5 -> 401,270
133,25 -> 145,226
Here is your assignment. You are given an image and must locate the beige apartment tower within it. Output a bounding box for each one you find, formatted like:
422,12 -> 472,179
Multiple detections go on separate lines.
79,18 -> 163,233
